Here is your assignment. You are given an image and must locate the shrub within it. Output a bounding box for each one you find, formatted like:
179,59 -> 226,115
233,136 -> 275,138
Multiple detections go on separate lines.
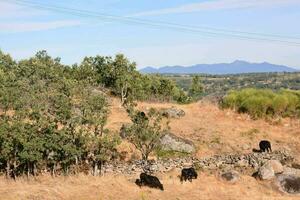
222,88 -> 300,119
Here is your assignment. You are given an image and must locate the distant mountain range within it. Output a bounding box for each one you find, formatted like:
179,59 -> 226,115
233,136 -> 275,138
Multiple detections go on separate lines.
140,60 -> 298,75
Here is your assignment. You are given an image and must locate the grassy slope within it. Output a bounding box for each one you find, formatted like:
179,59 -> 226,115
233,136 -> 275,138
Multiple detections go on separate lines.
0,98 -> 299,200
109,98 -> 300,161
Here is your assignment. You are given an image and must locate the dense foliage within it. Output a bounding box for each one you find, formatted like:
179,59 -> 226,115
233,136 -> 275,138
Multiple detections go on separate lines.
0,50 -> 187,178
222,88 -> 300,119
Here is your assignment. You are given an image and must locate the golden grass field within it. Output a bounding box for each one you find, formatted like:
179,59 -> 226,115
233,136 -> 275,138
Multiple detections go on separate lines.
0,98 -> 299,200
1,171 -> 299,200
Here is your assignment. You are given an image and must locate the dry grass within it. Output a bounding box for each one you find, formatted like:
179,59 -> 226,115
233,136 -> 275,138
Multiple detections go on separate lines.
136,100 -> 300,161
0,171 -> 299,200
1,98 -> 299,199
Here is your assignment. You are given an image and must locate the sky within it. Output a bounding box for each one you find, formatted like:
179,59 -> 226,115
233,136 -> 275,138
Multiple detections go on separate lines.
0,0 -> 300,69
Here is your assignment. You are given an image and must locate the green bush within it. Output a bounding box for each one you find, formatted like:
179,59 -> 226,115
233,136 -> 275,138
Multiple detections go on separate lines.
222,88 -> 300,119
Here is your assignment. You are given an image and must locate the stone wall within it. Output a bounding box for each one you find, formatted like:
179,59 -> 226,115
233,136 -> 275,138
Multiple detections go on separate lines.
102,150 -> 293,175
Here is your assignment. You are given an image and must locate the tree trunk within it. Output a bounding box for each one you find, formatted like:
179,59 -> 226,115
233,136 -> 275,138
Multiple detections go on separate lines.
27,162 -> 30,178
75,156 -> 78,175
51,164 -> 56,177
12,160 -> 17,180
33,163 -> 37,177
75,156 -> 78,165
142,153 -> 149,162
99,161 -> 102,176
121,89 -> 125,105
121,85 -> 127,106
93,162 -> 99,176
6,161 -> 10,179
64,165 -> 69,175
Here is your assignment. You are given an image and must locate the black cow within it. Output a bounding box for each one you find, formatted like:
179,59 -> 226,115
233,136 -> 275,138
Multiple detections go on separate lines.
135,173 -> 164,191
180,167 -> 198,182
259,140 -> 272,153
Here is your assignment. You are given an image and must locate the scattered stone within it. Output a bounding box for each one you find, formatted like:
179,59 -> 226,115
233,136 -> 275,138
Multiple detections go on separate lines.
276,174 -> 300,194
99,150 -> 293,175
220,170 -> 240,183
236,159 -> 249,168
283,167 -> 300,177
160,107 -> 185,118
160,133 -> 195,153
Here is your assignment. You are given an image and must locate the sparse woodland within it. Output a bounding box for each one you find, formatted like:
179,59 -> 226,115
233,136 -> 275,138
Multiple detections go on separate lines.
0,50 -> 193,178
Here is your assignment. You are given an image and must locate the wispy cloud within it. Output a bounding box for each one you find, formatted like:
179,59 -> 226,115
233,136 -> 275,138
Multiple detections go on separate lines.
0,1 -> 46,18
0,20 -> 82,33
133,0 -> 300,17
0,2 -> 81,32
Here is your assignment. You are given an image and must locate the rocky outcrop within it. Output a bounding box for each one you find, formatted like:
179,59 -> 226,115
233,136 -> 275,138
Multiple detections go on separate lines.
160,107 -> 185,118
159,133 -> 195,153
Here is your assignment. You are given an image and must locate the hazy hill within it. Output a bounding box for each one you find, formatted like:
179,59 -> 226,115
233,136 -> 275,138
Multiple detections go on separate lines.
140,60 -> 298,74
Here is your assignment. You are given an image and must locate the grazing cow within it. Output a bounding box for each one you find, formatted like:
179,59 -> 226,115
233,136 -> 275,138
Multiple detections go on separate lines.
180,167 -> 198,182
135,173 -> 164,191
259,140 -> 272,153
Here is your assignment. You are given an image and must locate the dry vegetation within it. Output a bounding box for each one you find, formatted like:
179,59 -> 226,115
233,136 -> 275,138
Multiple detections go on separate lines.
1,171 -> 299,200
1,98 -> 300,200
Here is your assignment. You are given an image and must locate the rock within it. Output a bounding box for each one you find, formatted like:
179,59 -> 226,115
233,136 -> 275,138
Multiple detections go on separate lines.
161,107 -> 185,118
257,160 -> 284,180
220,170 -> 240,183
236,159 -> 249,168
258,163 -> 275,180
276,174 -> 300,194
268,160 -> 284,174
160,133 -> 195,153
283,167 -> 300,176
183,162 -> 193,168
149,164 -> 159,172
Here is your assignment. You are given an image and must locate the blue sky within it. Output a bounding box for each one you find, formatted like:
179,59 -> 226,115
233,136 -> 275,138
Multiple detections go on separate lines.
0,0 -> 300,69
